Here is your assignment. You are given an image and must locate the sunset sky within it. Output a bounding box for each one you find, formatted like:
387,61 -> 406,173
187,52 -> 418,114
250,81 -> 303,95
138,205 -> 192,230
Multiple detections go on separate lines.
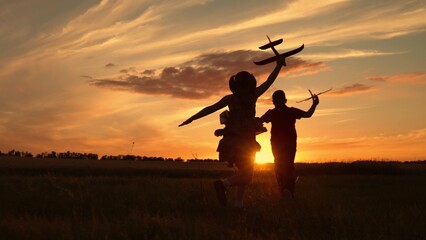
1,0 -> 425,163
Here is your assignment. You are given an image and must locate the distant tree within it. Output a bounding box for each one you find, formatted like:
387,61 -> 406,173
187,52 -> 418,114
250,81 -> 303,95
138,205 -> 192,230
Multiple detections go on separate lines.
87,153 -> 98,160
24,152 -> 33,158
123,155 -> 136,161
14,151 -> 22,157
8,149 -> 15,156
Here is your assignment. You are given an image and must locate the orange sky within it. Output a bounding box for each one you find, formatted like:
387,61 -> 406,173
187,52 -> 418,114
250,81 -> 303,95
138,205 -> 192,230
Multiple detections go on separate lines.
0,0 -> 425,163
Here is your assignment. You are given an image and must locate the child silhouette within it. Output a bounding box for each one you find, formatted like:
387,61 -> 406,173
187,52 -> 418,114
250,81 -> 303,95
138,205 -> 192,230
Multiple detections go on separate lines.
179,54 -> 286,209
260,90 -> 319,197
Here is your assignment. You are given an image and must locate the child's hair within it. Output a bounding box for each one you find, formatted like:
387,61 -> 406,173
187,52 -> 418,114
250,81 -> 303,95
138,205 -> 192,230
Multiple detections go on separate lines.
272,90 -> 286,106
229,75 -> 237,93
229,71 -> 256,95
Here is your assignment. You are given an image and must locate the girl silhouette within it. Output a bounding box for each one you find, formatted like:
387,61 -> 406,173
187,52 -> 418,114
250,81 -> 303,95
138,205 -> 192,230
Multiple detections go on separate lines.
179,54 -> 286,209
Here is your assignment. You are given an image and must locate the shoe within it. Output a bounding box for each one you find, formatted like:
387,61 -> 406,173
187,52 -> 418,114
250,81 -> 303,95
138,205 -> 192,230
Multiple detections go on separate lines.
213,180 -> 227,206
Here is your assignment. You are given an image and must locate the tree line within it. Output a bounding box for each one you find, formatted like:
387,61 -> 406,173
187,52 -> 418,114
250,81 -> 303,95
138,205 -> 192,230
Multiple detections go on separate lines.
0,149 -> 218,162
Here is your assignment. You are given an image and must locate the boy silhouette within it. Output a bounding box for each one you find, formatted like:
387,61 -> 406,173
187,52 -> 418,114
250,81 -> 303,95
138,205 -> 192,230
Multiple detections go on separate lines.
261,90 -> 319,197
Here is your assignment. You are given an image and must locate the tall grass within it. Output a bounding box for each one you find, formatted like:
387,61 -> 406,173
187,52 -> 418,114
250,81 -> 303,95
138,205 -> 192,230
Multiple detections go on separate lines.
0,157 -> 425,239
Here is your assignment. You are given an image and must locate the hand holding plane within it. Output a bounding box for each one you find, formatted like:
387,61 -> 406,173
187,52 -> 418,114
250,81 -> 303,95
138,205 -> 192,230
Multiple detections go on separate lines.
297,88 -> 332,103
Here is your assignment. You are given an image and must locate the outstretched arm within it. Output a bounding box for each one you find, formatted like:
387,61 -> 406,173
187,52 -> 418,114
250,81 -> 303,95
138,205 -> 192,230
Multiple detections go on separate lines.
302,93 -> 319,118
179,95 -> 230,127
255,55 -> 286,98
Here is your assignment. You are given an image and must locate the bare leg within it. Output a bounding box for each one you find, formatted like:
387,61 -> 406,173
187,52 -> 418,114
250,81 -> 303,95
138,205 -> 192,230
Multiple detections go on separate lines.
220,155 -> 254,208
225,164 -> 253,186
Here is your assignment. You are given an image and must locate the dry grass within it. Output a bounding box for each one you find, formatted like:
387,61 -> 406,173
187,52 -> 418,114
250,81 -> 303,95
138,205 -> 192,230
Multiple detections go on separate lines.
0,156 -> 425,239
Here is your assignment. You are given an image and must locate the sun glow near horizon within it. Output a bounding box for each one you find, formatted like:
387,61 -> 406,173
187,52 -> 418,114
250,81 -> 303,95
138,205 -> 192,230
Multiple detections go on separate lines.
254,140 -> 310,164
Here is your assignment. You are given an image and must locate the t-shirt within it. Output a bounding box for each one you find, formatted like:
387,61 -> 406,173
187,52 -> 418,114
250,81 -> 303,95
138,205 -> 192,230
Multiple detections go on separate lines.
261,105 -> 305,143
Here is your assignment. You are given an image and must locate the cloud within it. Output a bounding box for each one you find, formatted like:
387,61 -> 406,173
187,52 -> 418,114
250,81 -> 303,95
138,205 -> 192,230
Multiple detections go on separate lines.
114,0 -> 347,57
142,69 -> 155,75
119,67 -> 137,74
314,106 -> 373,117
88,50 -> 329,99
330,83 -> 375,95
289,0 -> 426,47
366,72 -> 426,84
285,62 -> 330,78
105,63 -> 116,68
303,49 -> 404,61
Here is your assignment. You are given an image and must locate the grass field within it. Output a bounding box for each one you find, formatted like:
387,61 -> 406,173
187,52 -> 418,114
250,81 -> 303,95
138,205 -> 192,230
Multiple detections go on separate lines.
0,156 -> 425,240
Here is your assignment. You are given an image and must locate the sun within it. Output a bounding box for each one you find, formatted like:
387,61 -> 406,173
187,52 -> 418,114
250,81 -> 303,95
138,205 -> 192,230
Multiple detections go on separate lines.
255,136 -> 274,164
254,134 -> 310,164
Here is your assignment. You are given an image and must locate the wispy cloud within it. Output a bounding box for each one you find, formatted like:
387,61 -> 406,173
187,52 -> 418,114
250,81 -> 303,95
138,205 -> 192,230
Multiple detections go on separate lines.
314,106 -> 372,117
329,83 -> 375,95
290,1 -> 426,46
303,49 -> 404,61
285,62 -> 330,78
89,50 -> 328,99
114,0 -> 347,56
2,0 -> 424,75
366,72 -> 426,84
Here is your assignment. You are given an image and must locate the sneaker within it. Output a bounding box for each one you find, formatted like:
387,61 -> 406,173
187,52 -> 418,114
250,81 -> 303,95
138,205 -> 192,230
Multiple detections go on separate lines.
213,180 -> 227,206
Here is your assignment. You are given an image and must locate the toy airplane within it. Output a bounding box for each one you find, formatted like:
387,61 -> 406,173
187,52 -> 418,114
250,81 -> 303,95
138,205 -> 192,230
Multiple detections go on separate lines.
296,88 -> 332,103
254,35 -> 304,66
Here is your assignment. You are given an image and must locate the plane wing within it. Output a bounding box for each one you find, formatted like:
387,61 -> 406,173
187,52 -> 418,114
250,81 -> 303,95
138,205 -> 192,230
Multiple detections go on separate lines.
254,44 -> 304,65
259,38 -> 283,50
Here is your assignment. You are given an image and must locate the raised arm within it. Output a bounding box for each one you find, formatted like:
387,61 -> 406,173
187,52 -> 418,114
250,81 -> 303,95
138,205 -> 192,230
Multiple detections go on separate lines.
179,95 -> 230,127
255,56 -> 285,98
302,93 -> 319,118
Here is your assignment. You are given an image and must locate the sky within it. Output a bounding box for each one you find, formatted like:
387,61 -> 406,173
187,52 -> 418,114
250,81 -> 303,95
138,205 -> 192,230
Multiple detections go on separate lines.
0,0 -> 425,163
